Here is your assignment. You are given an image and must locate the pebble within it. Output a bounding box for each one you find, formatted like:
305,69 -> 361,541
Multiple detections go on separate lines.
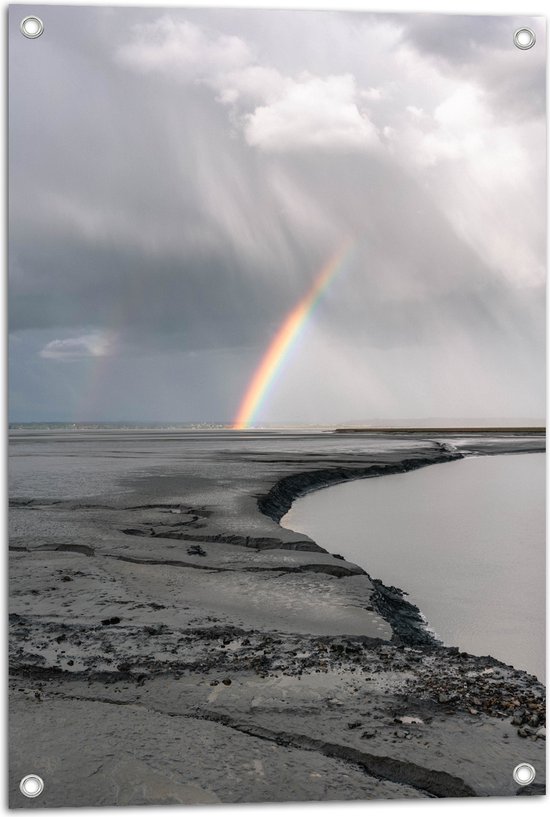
512,708 -> 526,726
394,715 -> 423,725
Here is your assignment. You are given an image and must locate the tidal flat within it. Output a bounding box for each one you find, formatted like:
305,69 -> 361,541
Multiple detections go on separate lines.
8,429 -> 546,806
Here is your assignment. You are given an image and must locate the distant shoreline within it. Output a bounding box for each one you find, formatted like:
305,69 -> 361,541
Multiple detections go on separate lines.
334,427 -> 546,434
8,422 -> 546,435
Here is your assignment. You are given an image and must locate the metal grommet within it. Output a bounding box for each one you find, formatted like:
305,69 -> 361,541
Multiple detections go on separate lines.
20,16 -> 44,39
513,763 -> 536,786
513,28 -> 536,50
19,774 -> 44,798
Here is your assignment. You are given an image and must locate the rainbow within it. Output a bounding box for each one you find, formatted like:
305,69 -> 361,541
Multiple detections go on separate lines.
232,239 -> 353,430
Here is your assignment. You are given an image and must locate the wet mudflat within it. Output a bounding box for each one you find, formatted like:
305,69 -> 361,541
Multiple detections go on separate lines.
8,429 -> 546,806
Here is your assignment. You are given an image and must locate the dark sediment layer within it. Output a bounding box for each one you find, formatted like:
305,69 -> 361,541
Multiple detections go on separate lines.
369,580 -> 438,647
258,451 -> 463,523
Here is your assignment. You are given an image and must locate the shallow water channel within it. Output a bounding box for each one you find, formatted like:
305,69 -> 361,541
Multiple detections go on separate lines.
282,453 -> 545,681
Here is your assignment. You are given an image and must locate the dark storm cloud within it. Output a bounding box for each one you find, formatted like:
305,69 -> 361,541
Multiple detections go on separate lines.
8,5 -> 545,422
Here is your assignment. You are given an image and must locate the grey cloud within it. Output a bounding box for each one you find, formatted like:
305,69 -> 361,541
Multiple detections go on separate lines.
8,6 -> 545,423
397,13 -> 546,120
39,333 -> 114,361
397,14 -> 513,62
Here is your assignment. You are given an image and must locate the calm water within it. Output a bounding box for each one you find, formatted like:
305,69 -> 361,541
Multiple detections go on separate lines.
283,454 -> 546,681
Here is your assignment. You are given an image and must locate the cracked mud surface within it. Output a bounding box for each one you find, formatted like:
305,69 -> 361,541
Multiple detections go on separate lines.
8,430 -> 546,806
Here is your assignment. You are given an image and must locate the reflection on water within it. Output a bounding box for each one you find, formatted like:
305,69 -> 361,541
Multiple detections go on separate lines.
283,454 -> 545,681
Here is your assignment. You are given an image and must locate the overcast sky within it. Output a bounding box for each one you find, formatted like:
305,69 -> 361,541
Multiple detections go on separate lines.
9,5 -> 546,424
